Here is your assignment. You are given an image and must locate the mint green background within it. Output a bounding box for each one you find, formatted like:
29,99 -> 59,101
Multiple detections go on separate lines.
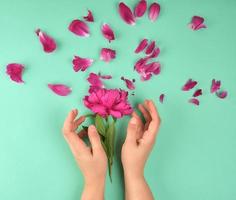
1,0 -> 236,199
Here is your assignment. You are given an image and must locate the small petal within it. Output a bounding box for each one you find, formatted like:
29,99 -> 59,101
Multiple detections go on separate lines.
189,16 -> 206,30
121,77 -> 135,90
83,10 -> 94,22
48,84 -> 71,96
68,19 -> 90,37
182,79 -> 197,91
6,63 -> 24,83
119,2 -> 136,25
35,29 -> 56,53
216,91 -> 227,99
145,41 -> 155,54
211,79 -> 221,93
134,0 -> 147,17
72,56 -> 93,72
148,47 -> 160,58
159,94 -> 164,103
101,23 -> 115,42
98,72 -> 112,79
189,98 -> 199,106
100,48 -> 116,62
148,2 -> 160,22
193,89 -> 202,97
135,39 -> 148,53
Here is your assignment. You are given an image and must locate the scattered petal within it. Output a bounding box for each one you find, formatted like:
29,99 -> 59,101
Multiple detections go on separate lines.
48,84 -> 71,96
193,89 -> 202,97
68,19 -> 90,37
35,29 -> 56,53
189,16 -> 206,30
148,2 -> 160,22
72,56 -> 93,72
118,2 -> 136,25
182,79 -> 197,91
98,72 -> 112,79
145,41 -> 155,54
100,48 -> 116,62
101,23 -> 115,42
134,57 -> 149,72
135,39 -> 148,53
216,91 -> 227,99
189,98 -> 199,106
138,62 -> 161,81
121,76 -> 135,90
83,10 -> 94,22
211,79 -> 221,93
6,63 -> 24,83
134,0 -> 147,17
148,47 -> 160,58
159,94 -> 164,103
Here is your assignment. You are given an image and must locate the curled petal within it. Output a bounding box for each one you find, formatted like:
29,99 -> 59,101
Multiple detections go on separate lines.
48,84 -> 71,96
189,16 -> 206,30
6,63 -> 24,83
72,56 -> 93,72
83,10 -> 94,22
35,29 -> 56,53
193,89 -> 202,97
182,79 -> 197,91
148,2 -> 160,22
216,91 -> 227,99
159,94 -> 164,103
101,23 -> 115,42
121,76 -> 135,90
189,98 -> 199,106
134,0 -> 147,17
211,79 -> 221,93
135,39 -> 148,53
134,57 -> 149,72
68,19 -> 90,37
100,48 -> 116,62
145,41 -> 155,54
119,2 -> 136,25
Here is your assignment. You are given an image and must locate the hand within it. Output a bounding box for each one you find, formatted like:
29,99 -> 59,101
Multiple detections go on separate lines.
62,109 -> 107,200
121,100 -> 161,200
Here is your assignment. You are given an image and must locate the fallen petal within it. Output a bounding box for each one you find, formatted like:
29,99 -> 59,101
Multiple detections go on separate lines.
83,10 -> 94,22
216,91 -> 227,99
68,19 -> 90,37
135,39 -> 148,53
119,2 -> 136,25
100,48 -> 116,62
145,41 -> 155,54
189,16 -> 206,30
134,0 -> 147,17
211,79 -> 221,93
159,94 -> 164,103
148,47 -> 160,58
35,29 -> 56,53
182,79 -> 197,91
48,84 -> 71,96
148,2 -> 160,22
98,72 -> 112,79
101,23 -> 115,42
72,56 -> 93,72
6,63 -> 24,83
189,98 -> 199,106
121,76 -> 135,90
193,89 -> 202,97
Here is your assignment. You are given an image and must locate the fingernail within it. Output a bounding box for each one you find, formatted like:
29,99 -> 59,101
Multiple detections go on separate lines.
130,117 -> 137,125
89,125 -> 96,131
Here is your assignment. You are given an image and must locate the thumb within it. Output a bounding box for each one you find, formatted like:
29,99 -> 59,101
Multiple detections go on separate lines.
125,117 -> 139,145
88,125 -> 103,154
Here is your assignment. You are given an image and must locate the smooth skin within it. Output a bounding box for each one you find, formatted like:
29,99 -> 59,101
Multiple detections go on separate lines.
62,99 -> 160,200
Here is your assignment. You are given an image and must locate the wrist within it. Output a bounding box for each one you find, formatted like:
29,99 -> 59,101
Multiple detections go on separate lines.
82,178 -> 105,200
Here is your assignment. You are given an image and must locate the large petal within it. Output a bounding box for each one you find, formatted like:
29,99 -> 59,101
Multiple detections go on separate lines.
211,79 -> 221,93
148,2 -> 160,22
121,76 -> 135,90
182,79 -> 197,91
6,63 -> 24,83
134,0 -> 147,17
189,16 -> 206,30
101,23 -> 115,42
134,39 -> 148,53
48,84 -> 71,96
100,48 -> 116,62
35,29 -> 56,53
72,56 -> 93,72
83,10 -> 94,22
118,2 -> 136,25
68,19 -> 90,37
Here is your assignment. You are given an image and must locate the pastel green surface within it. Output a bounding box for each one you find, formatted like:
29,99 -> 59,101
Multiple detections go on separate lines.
0,0 -> 236,199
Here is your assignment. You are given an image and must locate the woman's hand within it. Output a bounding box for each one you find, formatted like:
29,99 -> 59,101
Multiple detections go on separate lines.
121,100 -> 161,200
62,109 -> 107,200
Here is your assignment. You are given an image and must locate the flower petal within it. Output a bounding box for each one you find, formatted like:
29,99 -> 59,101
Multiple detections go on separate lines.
134,39 -> 148,53
35,29 -> 56,53
101,23 -> 115,42
118,2 -> 136,25
189,16 -> 206,30
189,98 -> 199,106
145,41 -> 155,54
148,47 -> 160,58
182,79 -> 197,91
48,84 -> 71,96
6,63 -> 24,83
193,89 -> 202,97
83,10 -> 94,22
121,77 -> 135,90
134,0 -> 147,17
100,48 -> 116,62
211,79 -> 221,93
68,19 -> 90,37
98,72 -> 112,79
159,94 -> 164,103
148,2 -> 160,22
72,56 -> 93,72
216,91 -> 227,99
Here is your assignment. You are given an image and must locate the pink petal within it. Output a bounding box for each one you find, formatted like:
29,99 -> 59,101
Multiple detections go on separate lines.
134,0 -> 147,17
68,19 -> 90,37
35,29 -> 56,53
216,91 -> 227,99
121,77 -> 135,90
6,63 -> 24,83
182,79 -> 197,91
211,79 -> 221,93
101,23 -> 115,42
98,72 -> 112,79
189,16 -> 206,30
100,48 -> 116,62
83,10 -> 94,22
135,39 -> 148,53
148,47 -> 160,58
118,2 -> 136,25
48,84 -> 71,96
193,89 -> 202,97
189,98 -> 199,106
146,62 -> 161,74
134,57 -> 149,72
145,41 -> 155,54
72,56 -> 93,72
159,94 -> 164,103
148,2 -> 160,22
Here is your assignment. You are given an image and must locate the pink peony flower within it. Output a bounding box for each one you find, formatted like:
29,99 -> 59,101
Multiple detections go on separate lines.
83,88 -> 133,118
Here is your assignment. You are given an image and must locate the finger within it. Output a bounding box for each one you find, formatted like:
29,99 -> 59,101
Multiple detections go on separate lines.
63,109 -> 78,133
132,111 -> 144,139
138,103 -> 152,130
87,125 -> 103,155
125,116 -> 141,145
73,116 -> 86,131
